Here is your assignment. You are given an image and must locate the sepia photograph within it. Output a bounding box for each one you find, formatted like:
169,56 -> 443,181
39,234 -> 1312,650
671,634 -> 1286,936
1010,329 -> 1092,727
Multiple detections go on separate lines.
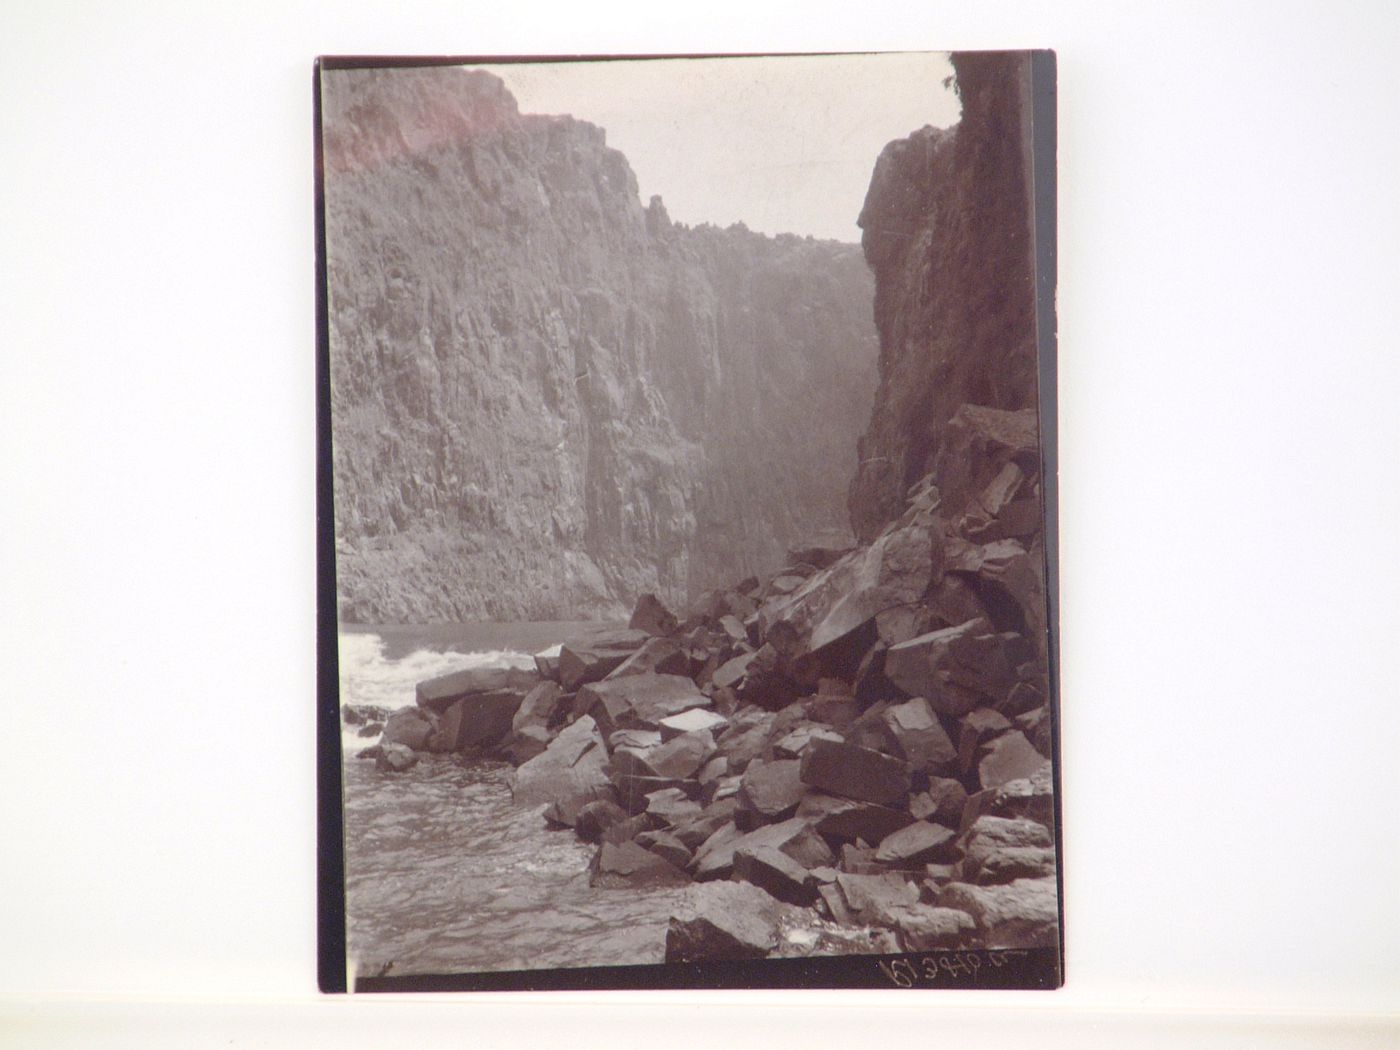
316,49 -> 1060,991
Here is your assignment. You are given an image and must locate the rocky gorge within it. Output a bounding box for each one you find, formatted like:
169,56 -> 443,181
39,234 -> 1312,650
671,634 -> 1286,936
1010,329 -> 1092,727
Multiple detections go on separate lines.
322,66 -> 878,622
347,50 -> 1057,967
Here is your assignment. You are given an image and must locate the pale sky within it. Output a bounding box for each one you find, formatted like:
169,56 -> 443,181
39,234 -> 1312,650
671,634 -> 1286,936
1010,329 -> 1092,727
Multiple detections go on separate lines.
467,53 -> 960,243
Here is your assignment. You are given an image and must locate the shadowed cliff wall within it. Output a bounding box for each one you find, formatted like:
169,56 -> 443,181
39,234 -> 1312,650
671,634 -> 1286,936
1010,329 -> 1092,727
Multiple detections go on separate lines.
849,52 -> 1038,542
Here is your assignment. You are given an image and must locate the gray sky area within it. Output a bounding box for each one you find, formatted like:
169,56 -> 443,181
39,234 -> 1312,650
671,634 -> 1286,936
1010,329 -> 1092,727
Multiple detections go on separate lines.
469,53 -> 960,243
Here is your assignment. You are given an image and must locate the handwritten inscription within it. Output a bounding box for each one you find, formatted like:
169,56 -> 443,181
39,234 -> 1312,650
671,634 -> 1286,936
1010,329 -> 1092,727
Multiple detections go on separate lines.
876,950 -> 1031,988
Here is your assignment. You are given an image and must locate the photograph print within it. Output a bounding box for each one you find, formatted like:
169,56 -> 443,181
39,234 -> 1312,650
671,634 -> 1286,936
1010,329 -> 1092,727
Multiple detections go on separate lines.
316,49 -> 1061,992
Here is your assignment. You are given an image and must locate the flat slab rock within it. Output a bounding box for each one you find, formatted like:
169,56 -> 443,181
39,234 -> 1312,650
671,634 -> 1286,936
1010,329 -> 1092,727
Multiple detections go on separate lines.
591,840 -> 691,889
664,882 -> 781,963
977,731 -> 1048,791
558,630 -> 650,690
799,739 -> 911,806
511,715 -> 611,808
883,903 -> 976,950
874,820 -> 960,866
936,877 -> 1060,949
415,665 -> 539,713
797,792 -> 914,845
659,707 -> 730,740
960,761 -> 1054,831
692,815 -> 833,881
833,872 -> 920,926
577,673 -> 711,735
733,845 -> 818,906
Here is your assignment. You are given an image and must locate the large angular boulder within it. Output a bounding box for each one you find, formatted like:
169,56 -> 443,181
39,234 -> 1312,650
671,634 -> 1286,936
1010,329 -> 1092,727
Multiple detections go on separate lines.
557,630 -> 650,690
510,715 -> 611,808
736,759 -> 805,825
798,739 -> 911,806
833,872 -> 919,926
436,691 -> 522,751
669,797 -> 741,851
415,665 -> 539,714
977,731 -> 1047,790
796,792 -> 914,844
965,846 -> 1057,885
591,840 -> 691,888
955,813 -> 1057,885
381,707 -> 436,751
733,845 -> 818,905
636,829 -> 693,869
612,730 -> 716,784
533,652 -> 561,682
874,821 -> 960,867
959,761 -> 1054,831
960,815 -> 1053,850
664,882 -> 780,962
576,673 -> 710,737
880,696 -> 957,772
502,725 -> 551,764
1015,704 -> 1055,759
936,877 -> 1060,949
930,404 -> 1040,520
711,650 -> 758,692
884,904 -> 976,950
883,618 -> 1017,716
758,523 -> 940,664
606,636 -> 693,680
629,593 -> 680,637
692,815 -> 833,881
511,681 -> 565,734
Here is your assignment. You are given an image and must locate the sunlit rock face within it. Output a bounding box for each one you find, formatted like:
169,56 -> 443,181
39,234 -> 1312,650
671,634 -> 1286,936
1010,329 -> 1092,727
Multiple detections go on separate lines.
322,67 -> 877,622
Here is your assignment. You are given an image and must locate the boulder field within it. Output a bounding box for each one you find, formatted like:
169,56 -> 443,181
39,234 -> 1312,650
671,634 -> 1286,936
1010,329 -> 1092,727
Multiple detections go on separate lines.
357,471 -> 1058,960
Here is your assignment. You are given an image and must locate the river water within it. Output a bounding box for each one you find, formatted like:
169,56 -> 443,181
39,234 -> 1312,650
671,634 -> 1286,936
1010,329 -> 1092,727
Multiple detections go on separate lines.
338,624 -> 885,979
339,624 -> 705,978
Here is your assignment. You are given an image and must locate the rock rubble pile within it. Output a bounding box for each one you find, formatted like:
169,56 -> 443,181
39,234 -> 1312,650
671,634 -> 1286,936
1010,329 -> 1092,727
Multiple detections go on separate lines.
355,402 -> 1057,959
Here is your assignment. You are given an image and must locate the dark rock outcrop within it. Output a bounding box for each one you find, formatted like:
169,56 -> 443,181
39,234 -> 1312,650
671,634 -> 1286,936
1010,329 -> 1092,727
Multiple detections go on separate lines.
322,67 -> 878,622
848,51 -> 1039,545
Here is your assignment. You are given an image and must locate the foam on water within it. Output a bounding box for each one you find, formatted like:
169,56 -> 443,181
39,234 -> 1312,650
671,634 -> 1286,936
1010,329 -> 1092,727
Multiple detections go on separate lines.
338,632 -> 537,752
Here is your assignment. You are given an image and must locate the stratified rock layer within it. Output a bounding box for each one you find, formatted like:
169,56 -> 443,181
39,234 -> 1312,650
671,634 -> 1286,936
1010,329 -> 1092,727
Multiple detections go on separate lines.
322,67 -> 877,621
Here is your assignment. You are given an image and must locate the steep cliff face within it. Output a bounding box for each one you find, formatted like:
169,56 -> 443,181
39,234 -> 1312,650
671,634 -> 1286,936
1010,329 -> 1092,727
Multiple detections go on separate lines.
849,52 -> 1038,542
322,67 -> 877,622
